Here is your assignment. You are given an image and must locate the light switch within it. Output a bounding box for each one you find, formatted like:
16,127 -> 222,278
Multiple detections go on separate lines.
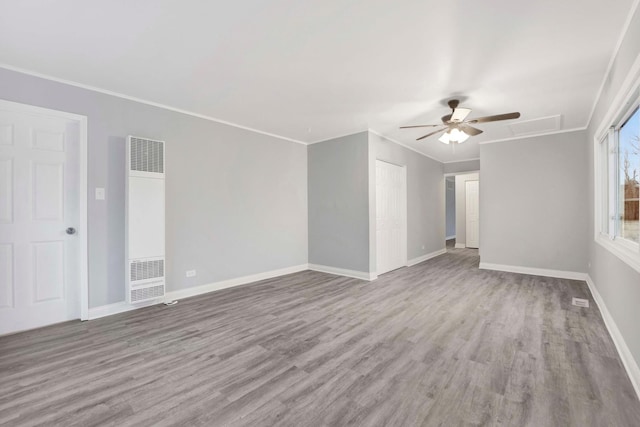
95,188 -> 105,200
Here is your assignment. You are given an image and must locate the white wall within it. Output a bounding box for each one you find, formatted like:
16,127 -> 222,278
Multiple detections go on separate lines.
455,173 -> 479,248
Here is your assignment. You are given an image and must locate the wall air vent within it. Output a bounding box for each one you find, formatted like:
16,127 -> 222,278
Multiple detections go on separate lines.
130,283 -> 165,303
126,136 -> 166,304
130,259 -> 165,282
130,137 -> 164,173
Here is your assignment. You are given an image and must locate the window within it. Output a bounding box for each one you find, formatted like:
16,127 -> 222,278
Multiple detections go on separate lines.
597,98 -> 640,269
618,108 -> 639,244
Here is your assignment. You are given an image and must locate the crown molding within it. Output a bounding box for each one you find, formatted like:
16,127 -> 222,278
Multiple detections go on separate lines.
367,129 -> 444,163
585,0 -> 640,129
477,126 -> 587,145
309,128 -> 446,163
0,63 -> 597,155
0,64 -> 307,146
307,129 -> 369,145
442,157 -> 480,164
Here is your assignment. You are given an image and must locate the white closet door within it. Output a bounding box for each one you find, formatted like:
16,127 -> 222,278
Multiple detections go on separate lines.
376,160 -> 407,275
465,180 -> 480,249
0,106 -> 81,335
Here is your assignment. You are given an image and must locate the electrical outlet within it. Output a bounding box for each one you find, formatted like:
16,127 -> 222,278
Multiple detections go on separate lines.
186,270 -> 196,278
572,297 -> 589,308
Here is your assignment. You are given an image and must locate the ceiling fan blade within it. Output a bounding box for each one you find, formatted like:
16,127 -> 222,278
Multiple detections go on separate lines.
450,108 -> 471,123
468,112 -> 521,124
417,127 -> 448,141
459,124 -> 483,136
399,124 -> 442,129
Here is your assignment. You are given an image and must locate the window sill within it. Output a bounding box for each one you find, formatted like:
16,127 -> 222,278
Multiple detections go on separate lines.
595,234 -> 640,274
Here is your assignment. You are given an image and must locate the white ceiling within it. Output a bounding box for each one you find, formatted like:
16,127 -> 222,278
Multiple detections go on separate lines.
0,0 -> 635,162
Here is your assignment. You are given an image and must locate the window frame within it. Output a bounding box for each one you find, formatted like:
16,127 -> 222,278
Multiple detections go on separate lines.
595,91 -> 640,273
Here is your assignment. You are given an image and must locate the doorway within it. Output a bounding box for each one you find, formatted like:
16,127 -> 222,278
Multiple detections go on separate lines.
375,160 -> 407,275
0,100 -> 87,335
445,176 -> 456,248
444,172 -> 480,250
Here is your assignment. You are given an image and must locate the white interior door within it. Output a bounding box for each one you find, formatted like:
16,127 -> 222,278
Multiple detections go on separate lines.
0,104 -> 82,335
465,180 -> 480,249
376,160 -> 407,275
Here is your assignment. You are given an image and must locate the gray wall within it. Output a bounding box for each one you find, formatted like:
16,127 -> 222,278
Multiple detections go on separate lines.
587,6 -> 640,370
370,132 -> 445,265
480,131 -> 588,272
445,178 -> 456,238
308,131 -> 445,274
0,68 -> 308,308
444,159 -> 480,174
308,132 -> 370,272
455,172 -> 479,247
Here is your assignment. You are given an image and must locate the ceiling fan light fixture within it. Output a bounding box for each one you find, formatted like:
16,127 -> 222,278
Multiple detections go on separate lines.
438,131 -> 451,144
439,128 -> 469,144
453,128 -> 470,143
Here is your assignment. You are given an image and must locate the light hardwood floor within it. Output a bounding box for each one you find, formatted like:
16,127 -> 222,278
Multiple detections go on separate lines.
1,247 -> 639,426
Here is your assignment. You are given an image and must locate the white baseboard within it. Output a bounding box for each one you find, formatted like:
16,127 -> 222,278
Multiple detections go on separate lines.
586,275 -> 640,401
479,262 -> 588,281
446,235 -> 456,240
88,264 -> 309,320
88,298 -> 163,320
166,264 -> 309,301
455,243 -> 466,249
308,264 -> 377,281
407,248 -> 447,267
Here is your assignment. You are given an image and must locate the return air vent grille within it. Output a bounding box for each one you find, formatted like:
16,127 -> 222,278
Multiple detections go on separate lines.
130,137 -> 164,173
508,115 -> 561,137
130,259 -> 164,282
130,283 -> 165,303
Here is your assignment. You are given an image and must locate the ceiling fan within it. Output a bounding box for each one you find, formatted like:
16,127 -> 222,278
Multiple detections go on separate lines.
400,100 -> 520,144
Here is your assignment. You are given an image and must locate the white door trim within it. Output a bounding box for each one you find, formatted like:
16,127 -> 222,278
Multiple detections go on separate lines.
443,170 -> 481,177
0,99 -> 89,321
465,180 -> 480,249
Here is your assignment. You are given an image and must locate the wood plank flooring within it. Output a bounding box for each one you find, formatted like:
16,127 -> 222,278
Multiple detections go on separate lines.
1,247 -> 639,426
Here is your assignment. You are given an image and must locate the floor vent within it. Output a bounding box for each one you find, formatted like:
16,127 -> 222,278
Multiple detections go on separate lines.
572,297 -> 589,308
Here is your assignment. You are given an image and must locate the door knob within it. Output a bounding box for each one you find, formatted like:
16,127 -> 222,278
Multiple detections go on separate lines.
66,227 -> 77,235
